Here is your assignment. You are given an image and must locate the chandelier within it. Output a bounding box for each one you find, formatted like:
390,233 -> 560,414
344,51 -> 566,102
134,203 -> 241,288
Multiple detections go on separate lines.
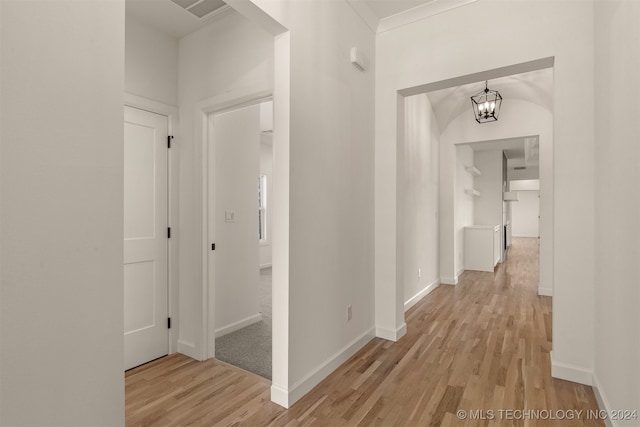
470,80 -> 502,123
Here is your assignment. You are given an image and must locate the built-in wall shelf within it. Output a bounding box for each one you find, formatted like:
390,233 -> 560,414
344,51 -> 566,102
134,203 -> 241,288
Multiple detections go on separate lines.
503,191 -> 519,201
465,189 -> 481,197
465,166 -> 481,177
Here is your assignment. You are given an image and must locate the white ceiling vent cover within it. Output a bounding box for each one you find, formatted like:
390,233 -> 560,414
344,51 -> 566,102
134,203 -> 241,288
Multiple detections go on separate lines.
170,0 -> 227,19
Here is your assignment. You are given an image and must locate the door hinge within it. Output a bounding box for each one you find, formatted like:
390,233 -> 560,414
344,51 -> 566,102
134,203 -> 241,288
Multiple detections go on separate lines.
211,243 -> 216,251
168,135 -> 174,148
167,317 -> 171,329
168,227 -> 171,238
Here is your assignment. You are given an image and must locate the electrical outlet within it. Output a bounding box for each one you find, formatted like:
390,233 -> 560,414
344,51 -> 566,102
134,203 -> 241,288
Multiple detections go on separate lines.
225,210 -> 235,223
418,268 -> 422,279
347,305 -> 352,321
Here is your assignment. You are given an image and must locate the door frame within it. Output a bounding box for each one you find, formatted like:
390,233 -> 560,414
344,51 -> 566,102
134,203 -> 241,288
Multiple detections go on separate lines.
196,87 -> 272,360
124,93 -> 179,355
389,59 -> 554,312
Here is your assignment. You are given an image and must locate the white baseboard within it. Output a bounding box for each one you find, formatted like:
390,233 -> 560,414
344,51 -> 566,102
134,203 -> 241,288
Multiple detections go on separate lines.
271,328 -> 375,408
440,276 -> 458,285
177,340 -> 199,361
270,383 -> 289,408
592,373 -> 616,427
404,279 -> 439,312
376,323 -> 407,341
538,286 -> 553,296
215,313 -> 262,338
550,351 -> 593,385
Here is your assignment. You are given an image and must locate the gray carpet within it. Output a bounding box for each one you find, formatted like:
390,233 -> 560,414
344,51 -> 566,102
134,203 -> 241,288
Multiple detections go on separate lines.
215,267 -> 272,380
215,320 -> 272,380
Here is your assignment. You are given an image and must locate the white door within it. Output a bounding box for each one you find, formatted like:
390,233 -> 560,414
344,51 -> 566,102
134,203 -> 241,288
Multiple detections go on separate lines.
124,106 -> 169,370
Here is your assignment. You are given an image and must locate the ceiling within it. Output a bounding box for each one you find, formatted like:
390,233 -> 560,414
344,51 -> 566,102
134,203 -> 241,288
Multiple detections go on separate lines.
126,0 -> 477,39
456,134 -> 541,179
126,0 -> 546,176
126,0 -> 234,39
425,68 -> 551,179
461,135 -> 539,162
360,0 -> 438,18
347,0 -> 477,32
426,68 -> 553,133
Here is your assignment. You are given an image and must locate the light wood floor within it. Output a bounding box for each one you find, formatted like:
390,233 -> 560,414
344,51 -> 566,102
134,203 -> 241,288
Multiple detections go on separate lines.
126,238 -> 603,426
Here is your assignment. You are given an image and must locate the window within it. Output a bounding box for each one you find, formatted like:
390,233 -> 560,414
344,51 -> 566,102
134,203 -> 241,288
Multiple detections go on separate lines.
258,175 -> 267,242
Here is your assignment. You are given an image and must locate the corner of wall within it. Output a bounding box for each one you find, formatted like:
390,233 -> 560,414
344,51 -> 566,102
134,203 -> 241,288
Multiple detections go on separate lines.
375,324 -> 407,341
538,286 -> 553,296
273,328 -> 375,408
214,313 -> 262,338
270,384 -> 290,408
550,351 -> 593,386
177,340 -> 200,361
440,276 -> 458,285
404,279 -> 440,312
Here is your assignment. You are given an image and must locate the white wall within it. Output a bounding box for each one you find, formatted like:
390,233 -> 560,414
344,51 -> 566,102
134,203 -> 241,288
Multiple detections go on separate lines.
511,191 -> 539,238
125,15 -> 179,106
376,0 -> 594,383
473,151 -> 503,229
285,2 -> 375,396
508,166 -> 539,181
593,0 -> 640,421
259,102 -> 273,268
259,136 -> 273,268
213,105 -> 261,335
454,145 -> 474,276
0,1 -> 125,424
510,179 -> 540,191
403,94 -> 439,310
237,0 -> 376,406
474,150 -> 505,263
177,11 -> 273,357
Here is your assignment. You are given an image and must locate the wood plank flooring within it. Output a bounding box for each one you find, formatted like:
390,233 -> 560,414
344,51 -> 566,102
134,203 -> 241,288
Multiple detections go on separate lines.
126,238 -> 603,426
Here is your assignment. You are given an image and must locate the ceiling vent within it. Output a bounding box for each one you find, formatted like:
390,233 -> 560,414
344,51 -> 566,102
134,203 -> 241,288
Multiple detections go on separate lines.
170,0 -> 227,19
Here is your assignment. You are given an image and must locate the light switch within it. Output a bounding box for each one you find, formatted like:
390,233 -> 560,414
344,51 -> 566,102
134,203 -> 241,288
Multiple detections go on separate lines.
225,210 -> 235,223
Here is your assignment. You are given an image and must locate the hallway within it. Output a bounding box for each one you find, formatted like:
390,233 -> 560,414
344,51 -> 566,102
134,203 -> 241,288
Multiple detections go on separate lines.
125,238 -> 603,426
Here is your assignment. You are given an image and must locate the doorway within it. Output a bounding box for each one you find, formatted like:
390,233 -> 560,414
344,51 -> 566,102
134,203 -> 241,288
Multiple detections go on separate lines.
510,179 -> 540,239
207,99 -> 273,379
123,105 -> 169,370
123,0 -> 289,405
394,58 -> 554,307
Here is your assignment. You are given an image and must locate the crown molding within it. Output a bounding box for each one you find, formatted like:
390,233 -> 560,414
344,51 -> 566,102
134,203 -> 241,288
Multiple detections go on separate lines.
347,0 -> 479,35
378,0 -> 478,33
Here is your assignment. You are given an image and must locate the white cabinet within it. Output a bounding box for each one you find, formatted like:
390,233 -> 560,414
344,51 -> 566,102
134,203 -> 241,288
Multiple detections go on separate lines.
465,225 -> 501,272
